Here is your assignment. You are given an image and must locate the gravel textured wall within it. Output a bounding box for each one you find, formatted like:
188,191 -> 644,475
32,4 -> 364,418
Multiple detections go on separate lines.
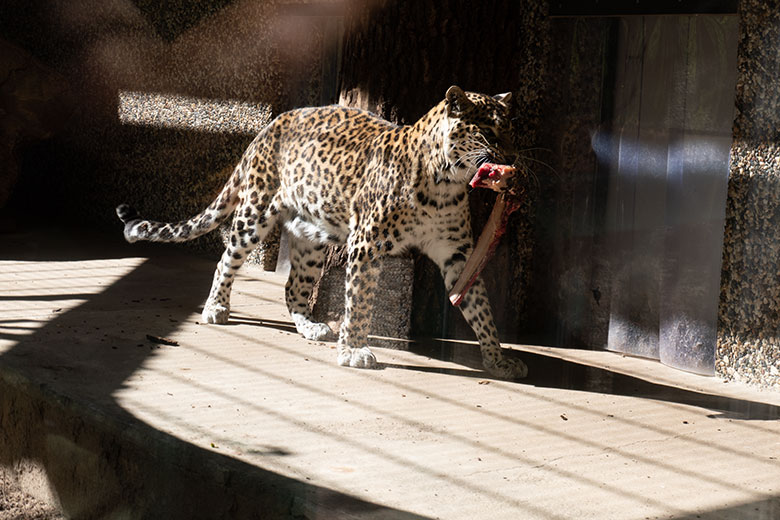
0,0 -> 327,258
718,1 -> 780,388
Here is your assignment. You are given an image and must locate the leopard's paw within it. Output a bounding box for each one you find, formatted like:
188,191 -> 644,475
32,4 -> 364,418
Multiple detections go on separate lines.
202,303 -> 230,324
484,357 -> 528,380
303,322 -> 336,341
337,346 -> 378,369
292,313 -> 336,341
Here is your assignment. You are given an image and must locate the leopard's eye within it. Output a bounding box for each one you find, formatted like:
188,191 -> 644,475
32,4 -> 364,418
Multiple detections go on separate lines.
482,128 -> 498,141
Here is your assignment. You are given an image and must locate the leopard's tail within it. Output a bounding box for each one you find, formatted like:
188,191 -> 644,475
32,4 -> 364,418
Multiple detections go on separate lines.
116,163 -> 243,244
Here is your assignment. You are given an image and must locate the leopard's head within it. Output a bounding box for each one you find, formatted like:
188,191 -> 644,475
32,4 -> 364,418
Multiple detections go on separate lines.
440,85 -> 517,183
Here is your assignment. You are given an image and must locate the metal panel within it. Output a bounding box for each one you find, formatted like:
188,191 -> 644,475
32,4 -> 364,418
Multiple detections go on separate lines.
604,15 -> 737,374
607,16 -> 666,359
659,16 -> 737,374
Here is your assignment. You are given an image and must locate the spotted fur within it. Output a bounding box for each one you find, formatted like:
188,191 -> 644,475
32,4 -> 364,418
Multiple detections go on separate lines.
117,86 -> 528,379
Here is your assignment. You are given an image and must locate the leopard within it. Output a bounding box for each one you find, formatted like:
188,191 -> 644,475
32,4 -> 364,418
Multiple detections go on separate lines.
116,85 -> 528,380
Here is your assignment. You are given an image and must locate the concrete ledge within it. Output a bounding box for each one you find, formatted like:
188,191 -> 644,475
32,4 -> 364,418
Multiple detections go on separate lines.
0,367 -> 421,519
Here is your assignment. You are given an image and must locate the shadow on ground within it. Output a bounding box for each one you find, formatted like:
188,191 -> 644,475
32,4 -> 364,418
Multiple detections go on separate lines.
0,226 -> 428,519
405,338 -> 780,421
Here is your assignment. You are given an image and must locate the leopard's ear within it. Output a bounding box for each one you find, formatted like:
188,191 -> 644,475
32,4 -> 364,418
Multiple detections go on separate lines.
446,85 -> 473,117
493,92 -> 513,105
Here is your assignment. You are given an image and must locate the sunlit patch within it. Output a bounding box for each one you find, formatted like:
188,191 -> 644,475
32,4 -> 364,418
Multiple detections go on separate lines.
0,258 -> 147,350
118,90 -> 272,134
590,129 -> 729,175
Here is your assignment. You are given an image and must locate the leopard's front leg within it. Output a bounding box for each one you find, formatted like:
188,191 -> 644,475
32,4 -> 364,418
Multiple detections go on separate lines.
337,232 -> 380,369
425,238 -> 528,380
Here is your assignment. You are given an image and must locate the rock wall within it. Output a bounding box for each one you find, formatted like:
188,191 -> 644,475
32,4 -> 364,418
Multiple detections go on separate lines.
718,0 -> 780,387
0,0 -> 327,258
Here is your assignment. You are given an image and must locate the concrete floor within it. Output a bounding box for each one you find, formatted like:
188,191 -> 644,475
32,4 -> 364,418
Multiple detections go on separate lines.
1,227 -> 779,519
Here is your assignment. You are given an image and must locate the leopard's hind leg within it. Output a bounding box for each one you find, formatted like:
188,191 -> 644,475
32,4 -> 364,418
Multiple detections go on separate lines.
202,194 -> 279,324
285,236 -> 334,340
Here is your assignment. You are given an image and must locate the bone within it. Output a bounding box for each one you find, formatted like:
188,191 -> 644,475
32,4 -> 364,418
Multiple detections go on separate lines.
449,163 -> 523,306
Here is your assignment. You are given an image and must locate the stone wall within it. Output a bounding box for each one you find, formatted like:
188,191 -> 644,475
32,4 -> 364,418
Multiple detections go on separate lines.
718,0 -> 780,387
0,0 -> 328,257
